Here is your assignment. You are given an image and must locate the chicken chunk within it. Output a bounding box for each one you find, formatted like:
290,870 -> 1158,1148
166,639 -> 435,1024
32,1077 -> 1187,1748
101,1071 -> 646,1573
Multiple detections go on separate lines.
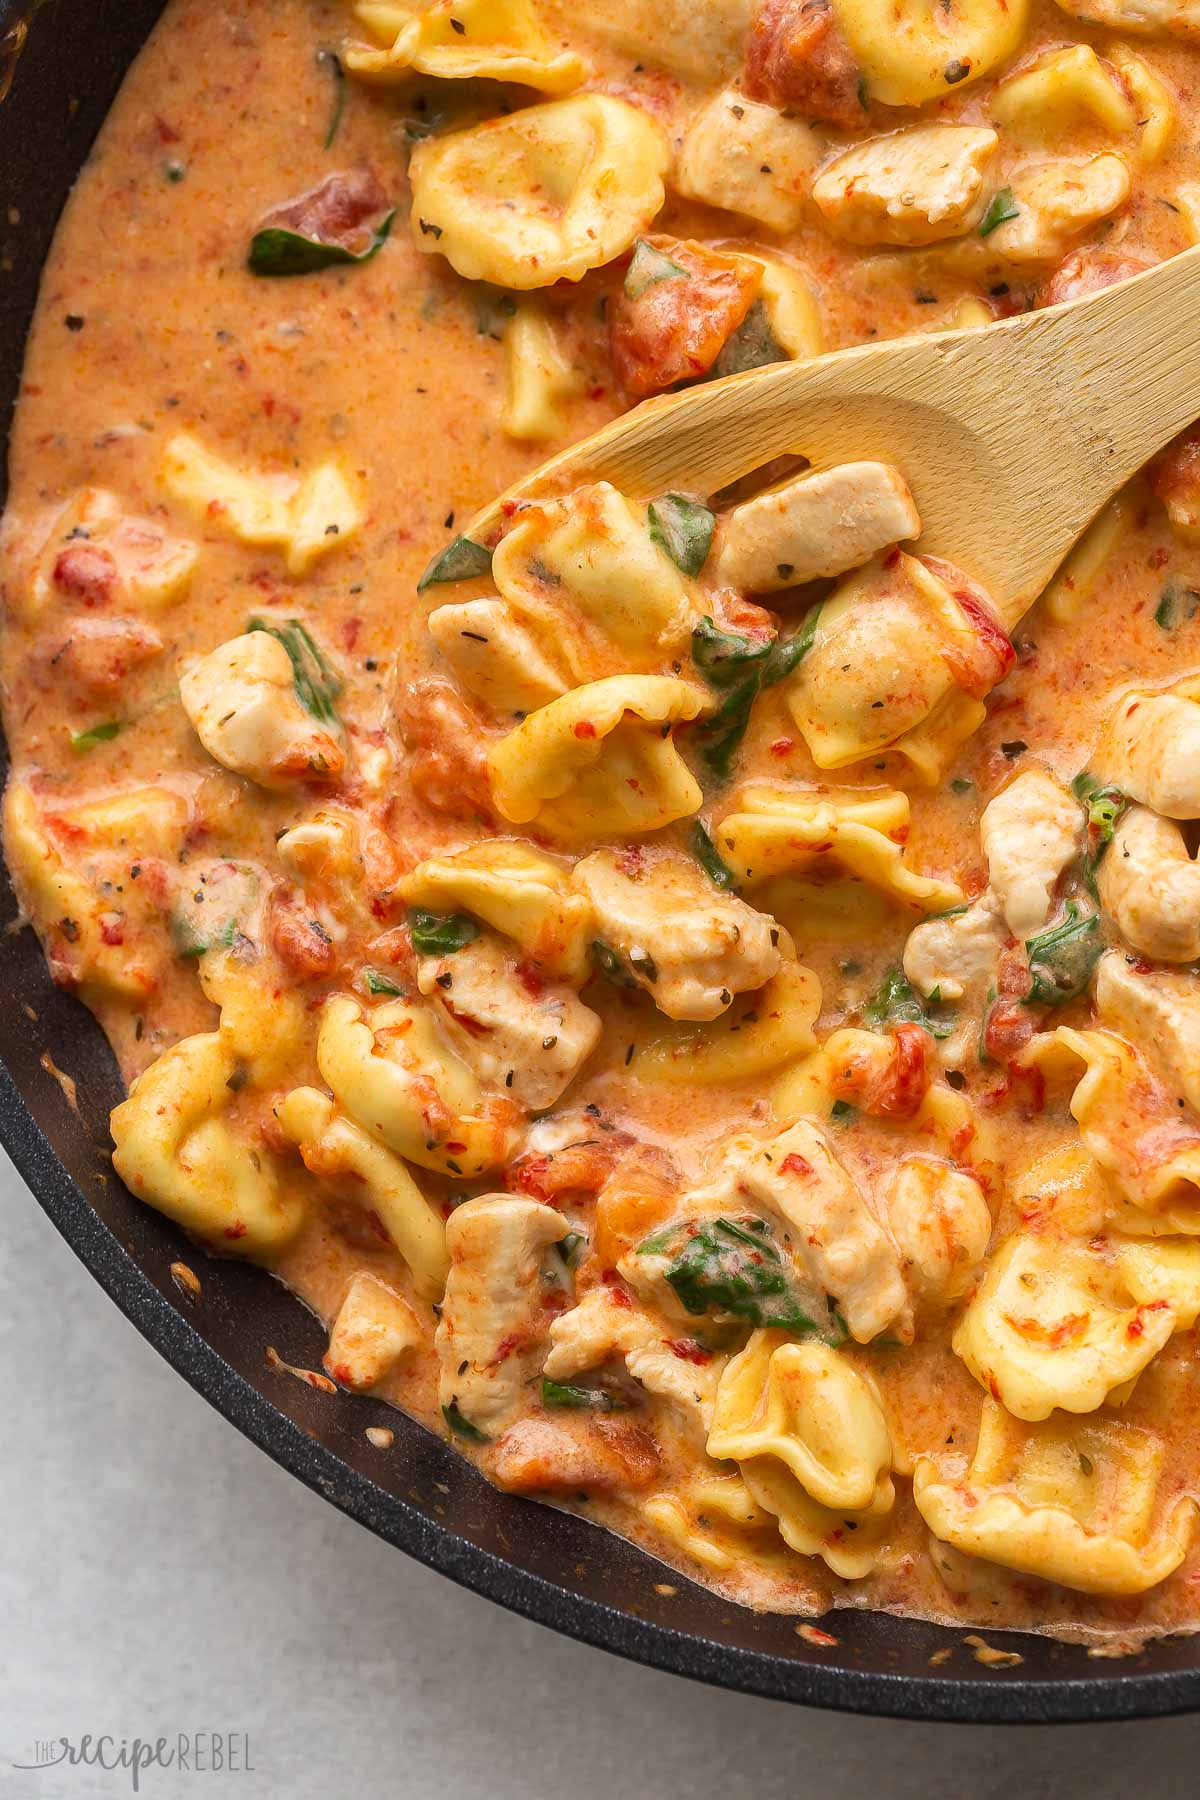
743,1120 -> 910,1343
1099,805 -> 1200,961
980,768 -> 1082,938
884,1157 -> 991,1308
417,930 -> 601,1111
1098,687 -> 1200,819
427,596 -> 568,713
812,126 -> 998,247
324,1272 -> 421,1391
493,1414 -> 662,1494
981,156 -> 1131,266
903,895 -> 1007,1001
180,631 -> 345,789
715,462 -> 920,594
1094,951 -> 1200,1114
1049,0 -> 1200,39
674,88 -> 819,233
31,616 -> 164,702
435,1194 -> 568,1435
572,846 -> 782,1021
543,1285 -> 657,1378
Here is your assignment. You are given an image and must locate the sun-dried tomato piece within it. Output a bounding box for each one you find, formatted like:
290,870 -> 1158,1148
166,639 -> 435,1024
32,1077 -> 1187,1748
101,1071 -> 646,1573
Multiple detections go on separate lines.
608,236 -> 761,398
742,0 -> 866,131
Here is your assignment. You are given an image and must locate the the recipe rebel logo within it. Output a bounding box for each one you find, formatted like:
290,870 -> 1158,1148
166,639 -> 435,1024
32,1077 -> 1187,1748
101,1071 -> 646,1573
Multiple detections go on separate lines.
12,1733 -> 255,1790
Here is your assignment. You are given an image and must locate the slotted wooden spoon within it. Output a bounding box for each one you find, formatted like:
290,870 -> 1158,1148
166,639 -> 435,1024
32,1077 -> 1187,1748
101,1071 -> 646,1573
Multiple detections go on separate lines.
466,246 -> 1200,627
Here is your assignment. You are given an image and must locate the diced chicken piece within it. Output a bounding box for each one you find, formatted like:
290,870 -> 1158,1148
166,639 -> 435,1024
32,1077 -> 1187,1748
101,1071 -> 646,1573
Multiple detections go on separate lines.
493,1413 -> 662,1494
435,1194 -> 568,1435
31,616 -> 164,701
884,1157 -> 991,1307
1098,687 -> 1200,819
903,895 -> 1007,1001
544,1285 -> 657,1378
743,1120 -> 910,1343
180,631 -> 345,789
417,930 -> 601,1111
1099,805 -> 1200,961
980,768 -> 1082,938
19,487 -> 198,622
1149,425 -> 1200,542
1094,950 -> 1200,1113
572,846 -> 782,1021
742,0 -> 867,130
674,88 -> 819,233
624,1342 -> 724,1430
1049,0 -> 1200,39
324,1272 -> 421,1391
813,126 -> 998,247
981,156 -> 1131,266
608,235 -> 761,398
1039,249 -> 1150,308
715,462 -> 920,593
428,597 -> 567,713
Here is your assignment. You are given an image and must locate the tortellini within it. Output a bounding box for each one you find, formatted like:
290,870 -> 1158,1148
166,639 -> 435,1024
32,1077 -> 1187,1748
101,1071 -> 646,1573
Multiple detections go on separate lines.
674,88 -> 819,233
345,0 -> 587,91
991,44 -> 1136,143
715,784 -> 964,915
707,1331 -> 896,1579
829,0 -> 1029,107
979,767 -> 1082,938
642,1473 -> 795,1576
914,1401 -> 1197,1595
398,839 -> 592,980
4,782 -> 185,1005
1094,952 -> 1200,1114
501,303 -> 584,441
415,929 -> 601,1110
1054,1025 -> 1200,1227
431,483 -> 699,709
435,1194 -> 568,1434
783,552 -> 993,776
16,486 -> 196,622
571,845 -> 783,1020
276,1086 -> 450,1297
408,95 -> 668,288
714,462 -> 920,595
111,1033 -> 305,1256
316,994 -> 521,1177
633,960 -> 820,1084
179,631 -> 346,789
1099,805 -> 1200,962
952,1230 -> 1176,1420
160,434 -> 359,574
812,126 -> 998,247
1049,0 -> 1200,41
324,1272 -> 421,1391
486,675 -> 706,839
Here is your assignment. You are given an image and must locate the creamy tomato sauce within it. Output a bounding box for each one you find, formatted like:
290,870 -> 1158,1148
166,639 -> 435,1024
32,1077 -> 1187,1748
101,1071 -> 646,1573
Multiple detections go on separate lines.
6,0 -> 1200,1644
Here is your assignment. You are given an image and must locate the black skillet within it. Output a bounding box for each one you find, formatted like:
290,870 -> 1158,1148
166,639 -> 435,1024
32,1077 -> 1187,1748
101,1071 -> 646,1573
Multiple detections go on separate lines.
2,0 -> 1197,1722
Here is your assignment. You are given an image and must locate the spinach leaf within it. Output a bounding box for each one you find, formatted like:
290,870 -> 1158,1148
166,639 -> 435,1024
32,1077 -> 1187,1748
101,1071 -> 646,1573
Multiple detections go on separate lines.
417,533 -> 493,591
690,820 -> 737,890
863,965 -> 954,1039
364,968 -> 403,996
442,1402 -> 489,1442
69,720 -> 122,753
979,187 -> 1019,238
1072,770 -> 1128,895
541,1378 -> 623,1411
248,209 -> 394,277
648,494 -> 714,577
246,617 -> 342,725
640,1215 -> 818,1333
409,910 -> 480,957
317,48 -> 345,149
1024,900 -> 1101,1006
1154,584 -> 1200,630
710,299 -> 788,379
691,606 -> 820,780
624,237 -> 687,299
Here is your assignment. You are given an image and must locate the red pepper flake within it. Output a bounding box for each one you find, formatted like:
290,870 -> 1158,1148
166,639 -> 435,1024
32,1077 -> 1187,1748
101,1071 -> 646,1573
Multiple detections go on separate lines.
667,1336 -> 713,1365
770,737 -> 794,756
781,1152 -> 813,1177
573,720 -> 597,739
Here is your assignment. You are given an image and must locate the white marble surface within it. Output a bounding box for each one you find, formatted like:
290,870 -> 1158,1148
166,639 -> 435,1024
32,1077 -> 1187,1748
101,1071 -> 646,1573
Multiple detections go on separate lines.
2,1146 -> 1198,1800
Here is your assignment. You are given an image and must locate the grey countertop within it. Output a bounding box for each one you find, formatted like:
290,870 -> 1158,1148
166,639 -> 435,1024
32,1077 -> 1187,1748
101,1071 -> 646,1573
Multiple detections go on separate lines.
3,1146 -> 1198,1800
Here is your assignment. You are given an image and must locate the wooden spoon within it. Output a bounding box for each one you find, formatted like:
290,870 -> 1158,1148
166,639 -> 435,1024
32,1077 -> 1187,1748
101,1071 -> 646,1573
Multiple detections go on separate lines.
466,247 -> 1200,627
